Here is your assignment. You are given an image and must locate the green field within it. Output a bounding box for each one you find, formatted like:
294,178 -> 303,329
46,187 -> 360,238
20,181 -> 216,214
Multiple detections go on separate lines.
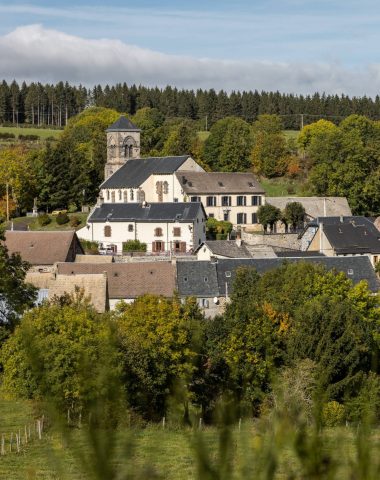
259,177 -> 308,196
0,126 -> 62,142
4,213 -> 89,232
283,129 -> 300,141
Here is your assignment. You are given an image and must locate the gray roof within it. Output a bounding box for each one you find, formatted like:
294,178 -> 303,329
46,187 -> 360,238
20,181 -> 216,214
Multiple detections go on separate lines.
215,257 -> 379,294
176,172 -> 265,194
88,202 -> 205,223
196,240 -> 252,258
101,155 -> 191,189
321,217 -> 380,254
275,251 -> 326,258
176,261 -> 219,297
106,116 -> 140,132
267,197 -> 352,219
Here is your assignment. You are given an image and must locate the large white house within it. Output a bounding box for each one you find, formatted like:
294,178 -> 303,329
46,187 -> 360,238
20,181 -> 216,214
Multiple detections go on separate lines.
78,202 -> 206,254
97,116 -> 265,227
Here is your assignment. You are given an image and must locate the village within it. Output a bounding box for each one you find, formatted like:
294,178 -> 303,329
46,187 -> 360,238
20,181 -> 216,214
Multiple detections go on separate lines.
4,115 -> 380,316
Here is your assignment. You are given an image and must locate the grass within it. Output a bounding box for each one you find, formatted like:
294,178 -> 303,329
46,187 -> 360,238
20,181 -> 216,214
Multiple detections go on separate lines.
4,213 -> 89,232
197,131 -> 210,141
259,177 -> 308,196
0,397 -> 379,480
0,126 -> 62,143
283,130 -> 300,141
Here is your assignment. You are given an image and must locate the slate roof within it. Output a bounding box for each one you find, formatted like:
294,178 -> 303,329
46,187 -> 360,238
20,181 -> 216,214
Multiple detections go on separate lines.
317,217 -> 380,254
88,202 -> 205,223
106,116 -> 140,132
215,257 -> 379,294
275,251 -> 326,258
176,172 -> 265,194
196,240 -> 252,258
4,231 -> 83,265
176,261 -> 219,297
267,197 -> 352,219
56,262 -> 176,299
101,155 -> 191,189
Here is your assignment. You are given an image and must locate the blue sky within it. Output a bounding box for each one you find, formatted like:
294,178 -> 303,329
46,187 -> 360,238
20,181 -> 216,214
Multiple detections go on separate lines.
1,1 -> 380,94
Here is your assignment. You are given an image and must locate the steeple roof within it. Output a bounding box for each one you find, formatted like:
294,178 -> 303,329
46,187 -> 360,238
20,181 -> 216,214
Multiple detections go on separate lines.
106,116 -> 140,132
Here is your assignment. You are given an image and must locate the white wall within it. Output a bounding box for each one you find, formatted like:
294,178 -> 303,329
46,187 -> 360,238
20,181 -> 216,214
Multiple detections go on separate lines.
78,217 -> 206,254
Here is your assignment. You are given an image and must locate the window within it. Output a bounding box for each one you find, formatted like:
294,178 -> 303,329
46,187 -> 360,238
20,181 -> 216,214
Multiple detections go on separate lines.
206,196 -> 216,207
128,224 -> 134,232
106,190 -> 110,201
252,195 -> 262,206
174,198 -> 178,203
173,227 -> 181,237
152,241 -> 165,252
208,213 -> 214,218
223,211 -> 229,221
222,196 -> 231,207
104,225 -> 111,237
237,196 -> 246,206
237,213 -> 247,224
123,190 -> 128,203
252,212 -> 258,224
111,191 -> 115,203
191,196 -> 201,202
204,277 -> 208,282
163,181 -> 169,194
155,228 -> 163,237
137,189 -> 145,203
130,189 -> 134,201
118,190 -> 122,201
201,299 -> 209,308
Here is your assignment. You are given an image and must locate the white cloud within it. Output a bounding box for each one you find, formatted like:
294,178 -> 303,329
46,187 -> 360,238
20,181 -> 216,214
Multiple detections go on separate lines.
1,24 -> 380,96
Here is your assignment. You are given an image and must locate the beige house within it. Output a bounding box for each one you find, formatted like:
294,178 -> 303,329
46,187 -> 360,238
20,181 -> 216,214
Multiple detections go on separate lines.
303,216 -> 380,267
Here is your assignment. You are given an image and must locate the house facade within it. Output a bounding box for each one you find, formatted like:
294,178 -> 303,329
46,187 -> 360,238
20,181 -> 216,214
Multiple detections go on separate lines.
78,202 -> 206,254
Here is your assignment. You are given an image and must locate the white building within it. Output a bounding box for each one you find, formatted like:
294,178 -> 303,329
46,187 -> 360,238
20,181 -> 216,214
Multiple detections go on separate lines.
78,202 -> 206,254
97,116 -> 265,227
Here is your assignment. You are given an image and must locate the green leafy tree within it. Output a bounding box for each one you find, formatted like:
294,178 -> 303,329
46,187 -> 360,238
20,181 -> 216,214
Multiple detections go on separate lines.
115,295 -> 205,421
161,119 -> 197,156
1,299 -> 120,412
257,204 -> 281,232
0,229 -> 36,335
298,119 -> 337,150
131,107 -> 165,154
283,201 -> 306,231
252,114 -> 283,135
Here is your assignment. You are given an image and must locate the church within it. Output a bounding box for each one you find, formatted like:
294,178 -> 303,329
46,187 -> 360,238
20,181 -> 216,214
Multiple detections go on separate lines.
77,116 -> 265,254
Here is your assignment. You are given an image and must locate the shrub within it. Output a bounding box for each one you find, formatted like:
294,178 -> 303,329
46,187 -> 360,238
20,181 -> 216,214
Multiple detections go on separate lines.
216,233 -> 228,240
122,240 -> 147,252
322,401 -> 346,427
70,215 -> 81,227
80,240 -> 99,255
68,203 -> 78,213
37,213 -> 51,226
0,132 -> 15,140
56,212 -> 70,225
18,134 -> 39,141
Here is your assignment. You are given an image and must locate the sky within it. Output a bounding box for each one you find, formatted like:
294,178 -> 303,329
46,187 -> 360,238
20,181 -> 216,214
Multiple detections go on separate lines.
0,0 -> 380,95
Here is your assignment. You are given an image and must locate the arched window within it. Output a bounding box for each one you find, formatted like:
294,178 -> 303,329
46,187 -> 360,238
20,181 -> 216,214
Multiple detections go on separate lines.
118,190 -> 122,201
156,181 -> 163,202
137,189 -> 145,203
104,225 -> 111,237
111,191 -> 115,203
154,227 -> 163,237
106,190 -> 110,201
123,136 -> 136,158
163,181 -> 169,194
130,189 -> 134,201
123,190 -> 128,203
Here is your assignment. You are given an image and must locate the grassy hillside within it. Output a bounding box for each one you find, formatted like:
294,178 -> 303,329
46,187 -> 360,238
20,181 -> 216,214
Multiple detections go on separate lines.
0,126 -> 62,145
0,398 -> 378,479
4,213 -> 89,232
259,177 -> 308,196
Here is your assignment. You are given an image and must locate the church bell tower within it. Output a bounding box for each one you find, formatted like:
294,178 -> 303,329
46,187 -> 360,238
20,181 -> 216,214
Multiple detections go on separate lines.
105,116 -> 141,180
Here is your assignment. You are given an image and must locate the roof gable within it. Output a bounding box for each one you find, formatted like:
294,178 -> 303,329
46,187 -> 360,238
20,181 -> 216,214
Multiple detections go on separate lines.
106,116 -> 140,132
101,155 -> 191,189
4,231 -> 83,265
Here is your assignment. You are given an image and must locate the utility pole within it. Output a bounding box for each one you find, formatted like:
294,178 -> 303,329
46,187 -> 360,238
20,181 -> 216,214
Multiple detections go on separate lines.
300,113 -> 304,130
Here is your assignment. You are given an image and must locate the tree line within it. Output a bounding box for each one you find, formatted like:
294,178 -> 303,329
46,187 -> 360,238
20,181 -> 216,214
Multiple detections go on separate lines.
3,79 -> 380,128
